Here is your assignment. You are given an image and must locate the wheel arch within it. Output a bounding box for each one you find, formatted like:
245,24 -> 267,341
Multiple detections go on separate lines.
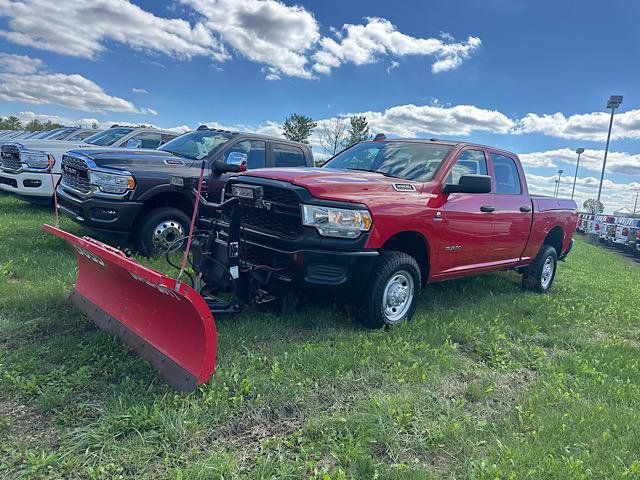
543,225 -> 565,257
133,191 -> 193,227
381,231 -> 430,283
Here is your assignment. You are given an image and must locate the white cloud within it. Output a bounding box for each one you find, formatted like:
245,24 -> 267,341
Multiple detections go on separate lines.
10,111 -> 190,133
0,1 -> 481,80
0,0 -> 225,61
525,172 -> 640,214
519,148 -> 640,176
386,60 -> 400,74
0,52 -> 43,74
0,54 -> 143,114
359,103 -> 513,136
132,88 -> 149,94
515,108 -> 640,142
183,0 -> 320,79
312,18 -> 480,75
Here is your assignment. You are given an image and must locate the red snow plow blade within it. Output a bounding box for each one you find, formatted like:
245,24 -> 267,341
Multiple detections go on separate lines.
43,224 -> 217,391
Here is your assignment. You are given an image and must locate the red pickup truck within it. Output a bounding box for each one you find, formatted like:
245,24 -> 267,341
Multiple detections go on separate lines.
222,138 -> 578,327
45,136 -> 579,390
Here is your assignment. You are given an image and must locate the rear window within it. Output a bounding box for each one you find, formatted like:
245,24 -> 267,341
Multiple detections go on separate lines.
272,143 -> 306,167
491,153 -> 522,194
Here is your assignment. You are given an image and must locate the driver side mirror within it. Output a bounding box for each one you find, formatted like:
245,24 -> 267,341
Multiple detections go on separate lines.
443,174 -> 492,194
211,159 -> 243,175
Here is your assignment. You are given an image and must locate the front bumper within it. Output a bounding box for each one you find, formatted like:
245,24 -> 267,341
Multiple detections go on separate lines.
242,236 -> 379,297
56,186 -> 143,241
0,170 -> 58,202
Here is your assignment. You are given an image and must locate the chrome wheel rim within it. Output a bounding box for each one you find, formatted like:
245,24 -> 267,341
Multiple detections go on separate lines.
540,256 -> 554,288
382,270 -> 414,324
152,220 -> 185,252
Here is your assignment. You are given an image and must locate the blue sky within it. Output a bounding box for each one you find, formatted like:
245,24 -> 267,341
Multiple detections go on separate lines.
0,0 -> 639,212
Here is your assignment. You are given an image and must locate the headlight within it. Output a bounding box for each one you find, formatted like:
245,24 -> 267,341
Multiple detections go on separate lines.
21,150 -> 52,169
301,204 -> 372,238
88,170 -> 135,194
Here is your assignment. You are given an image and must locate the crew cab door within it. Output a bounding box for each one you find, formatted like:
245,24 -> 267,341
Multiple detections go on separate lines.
487,152 -> 533,264
438,148 -> 495,273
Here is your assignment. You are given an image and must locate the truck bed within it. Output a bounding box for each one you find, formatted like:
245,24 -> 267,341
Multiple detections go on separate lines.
531,195 -> 577,212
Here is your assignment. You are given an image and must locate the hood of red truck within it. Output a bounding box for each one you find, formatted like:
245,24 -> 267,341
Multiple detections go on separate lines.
240,167 -> 427,203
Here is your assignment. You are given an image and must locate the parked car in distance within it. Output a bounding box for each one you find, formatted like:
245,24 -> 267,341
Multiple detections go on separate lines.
55,126 -> 315,255
211,137 -> 579,327
0,126 -> 179,204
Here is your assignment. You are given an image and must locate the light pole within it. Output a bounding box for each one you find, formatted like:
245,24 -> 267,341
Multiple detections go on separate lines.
571,148 -> 584,200
596,95 -> 623,210
634,192 -> 639,215
554,169 -> 564,197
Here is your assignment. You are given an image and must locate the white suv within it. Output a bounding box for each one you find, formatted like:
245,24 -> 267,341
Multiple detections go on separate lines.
0,127 -> 179,204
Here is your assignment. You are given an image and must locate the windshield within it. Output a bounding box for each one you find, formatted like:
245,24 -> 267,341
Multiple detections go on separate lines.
67,129 -> 99,141
159,130 -> 234,160
31,129 -> 65,139
46,128 -> 78,140
84,128 -> 134,146
323,141 -> 453,182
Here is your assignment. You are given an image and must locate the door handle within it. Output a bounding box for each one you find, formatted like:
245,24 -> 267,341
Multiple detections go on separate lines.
480,205 -> 495,213
519,205 -> 532,213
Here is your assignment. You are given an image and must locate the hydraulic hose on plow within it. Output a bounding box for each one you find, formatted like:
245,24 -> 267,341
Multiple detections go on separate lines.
43,162 -> 218,391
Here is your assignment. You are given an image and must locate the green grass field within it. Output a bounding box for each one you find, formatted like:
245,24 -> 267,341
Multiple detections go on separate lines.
1,192 -> 639,479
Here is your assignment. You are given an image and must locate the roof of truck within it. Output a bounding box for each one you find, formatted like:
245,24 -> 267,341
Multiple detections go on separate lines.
372,137 -> 518,156
194,125 -> 311,148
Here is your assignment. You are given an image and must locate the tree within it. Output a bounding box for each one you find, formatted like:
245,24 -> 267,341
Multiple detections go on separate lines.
282,113 -> 317,144
25,119 -> 44,131
346,115 -> 371,147
91,122 -> 100,129
583,198 -> 604,214
318,117 -> 349,156
0,116 -> 22,130
42,120 -> 63,130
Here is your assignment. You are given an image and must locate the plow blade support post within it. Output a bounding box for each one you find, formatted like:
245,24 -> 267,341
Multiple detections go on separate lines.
43,224 -> 217,391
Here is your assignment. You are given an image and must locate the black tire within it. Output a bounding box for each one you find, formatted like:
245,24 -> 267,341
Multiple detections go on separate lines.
522,245 -> 558,293
136,207 -> 191,257
357,251 -> 422,329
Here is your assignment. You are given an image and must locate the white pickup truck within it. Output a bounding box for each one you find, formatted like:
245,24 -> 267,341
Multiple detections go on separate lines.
0,126 -> 180,204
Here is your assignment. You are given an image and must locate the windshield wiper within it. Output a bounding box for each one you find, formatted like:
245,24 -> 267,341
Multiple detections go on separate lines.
346,167 -> 403,179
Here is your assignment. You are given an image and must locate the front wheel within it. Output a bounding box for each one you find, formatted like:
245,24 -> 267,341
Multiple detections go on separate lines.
358,251 -> 421,328
136,207 -> 191,257
522,245 -> 558,293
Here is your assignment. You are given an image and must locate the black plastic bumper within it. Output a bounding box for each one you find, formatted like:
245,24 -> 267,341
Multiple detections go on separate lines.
240,236 -> 379,298
56,187 -> 143,241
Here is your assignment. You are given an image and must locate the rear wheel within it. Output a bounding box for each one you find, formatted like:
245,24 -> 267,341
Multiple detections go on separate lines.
522,245 -> 557,293
136,207 -> 191,257
358,251 -> 421,328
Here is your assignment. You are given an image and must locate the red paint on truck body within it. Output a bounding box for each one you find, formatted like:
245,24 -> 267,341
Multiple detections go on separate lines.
242,141 -> 578,283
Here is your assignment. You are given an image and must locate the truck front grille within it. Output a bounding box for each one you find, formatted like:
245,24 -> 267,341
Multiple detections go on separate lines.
224,183 -> 303,239
0,144 -> 22,171
61,154 -> 91,194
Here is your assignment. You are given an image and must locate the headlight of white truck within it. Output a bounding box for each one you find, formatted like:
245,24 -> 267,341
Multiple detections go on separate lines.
301,204 -> 372,238
21,150 -> 53,169
88,170 -> 135,194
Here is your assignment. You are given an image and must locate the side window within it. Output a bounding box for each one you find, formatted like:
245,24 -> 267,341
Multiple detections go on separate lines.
160,134 -> 177,145
446,149 -> 488,185
130,132 -> 163,149
491,153 -> 522,194
272,143 -> 306,167
225,140 -> 266,169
